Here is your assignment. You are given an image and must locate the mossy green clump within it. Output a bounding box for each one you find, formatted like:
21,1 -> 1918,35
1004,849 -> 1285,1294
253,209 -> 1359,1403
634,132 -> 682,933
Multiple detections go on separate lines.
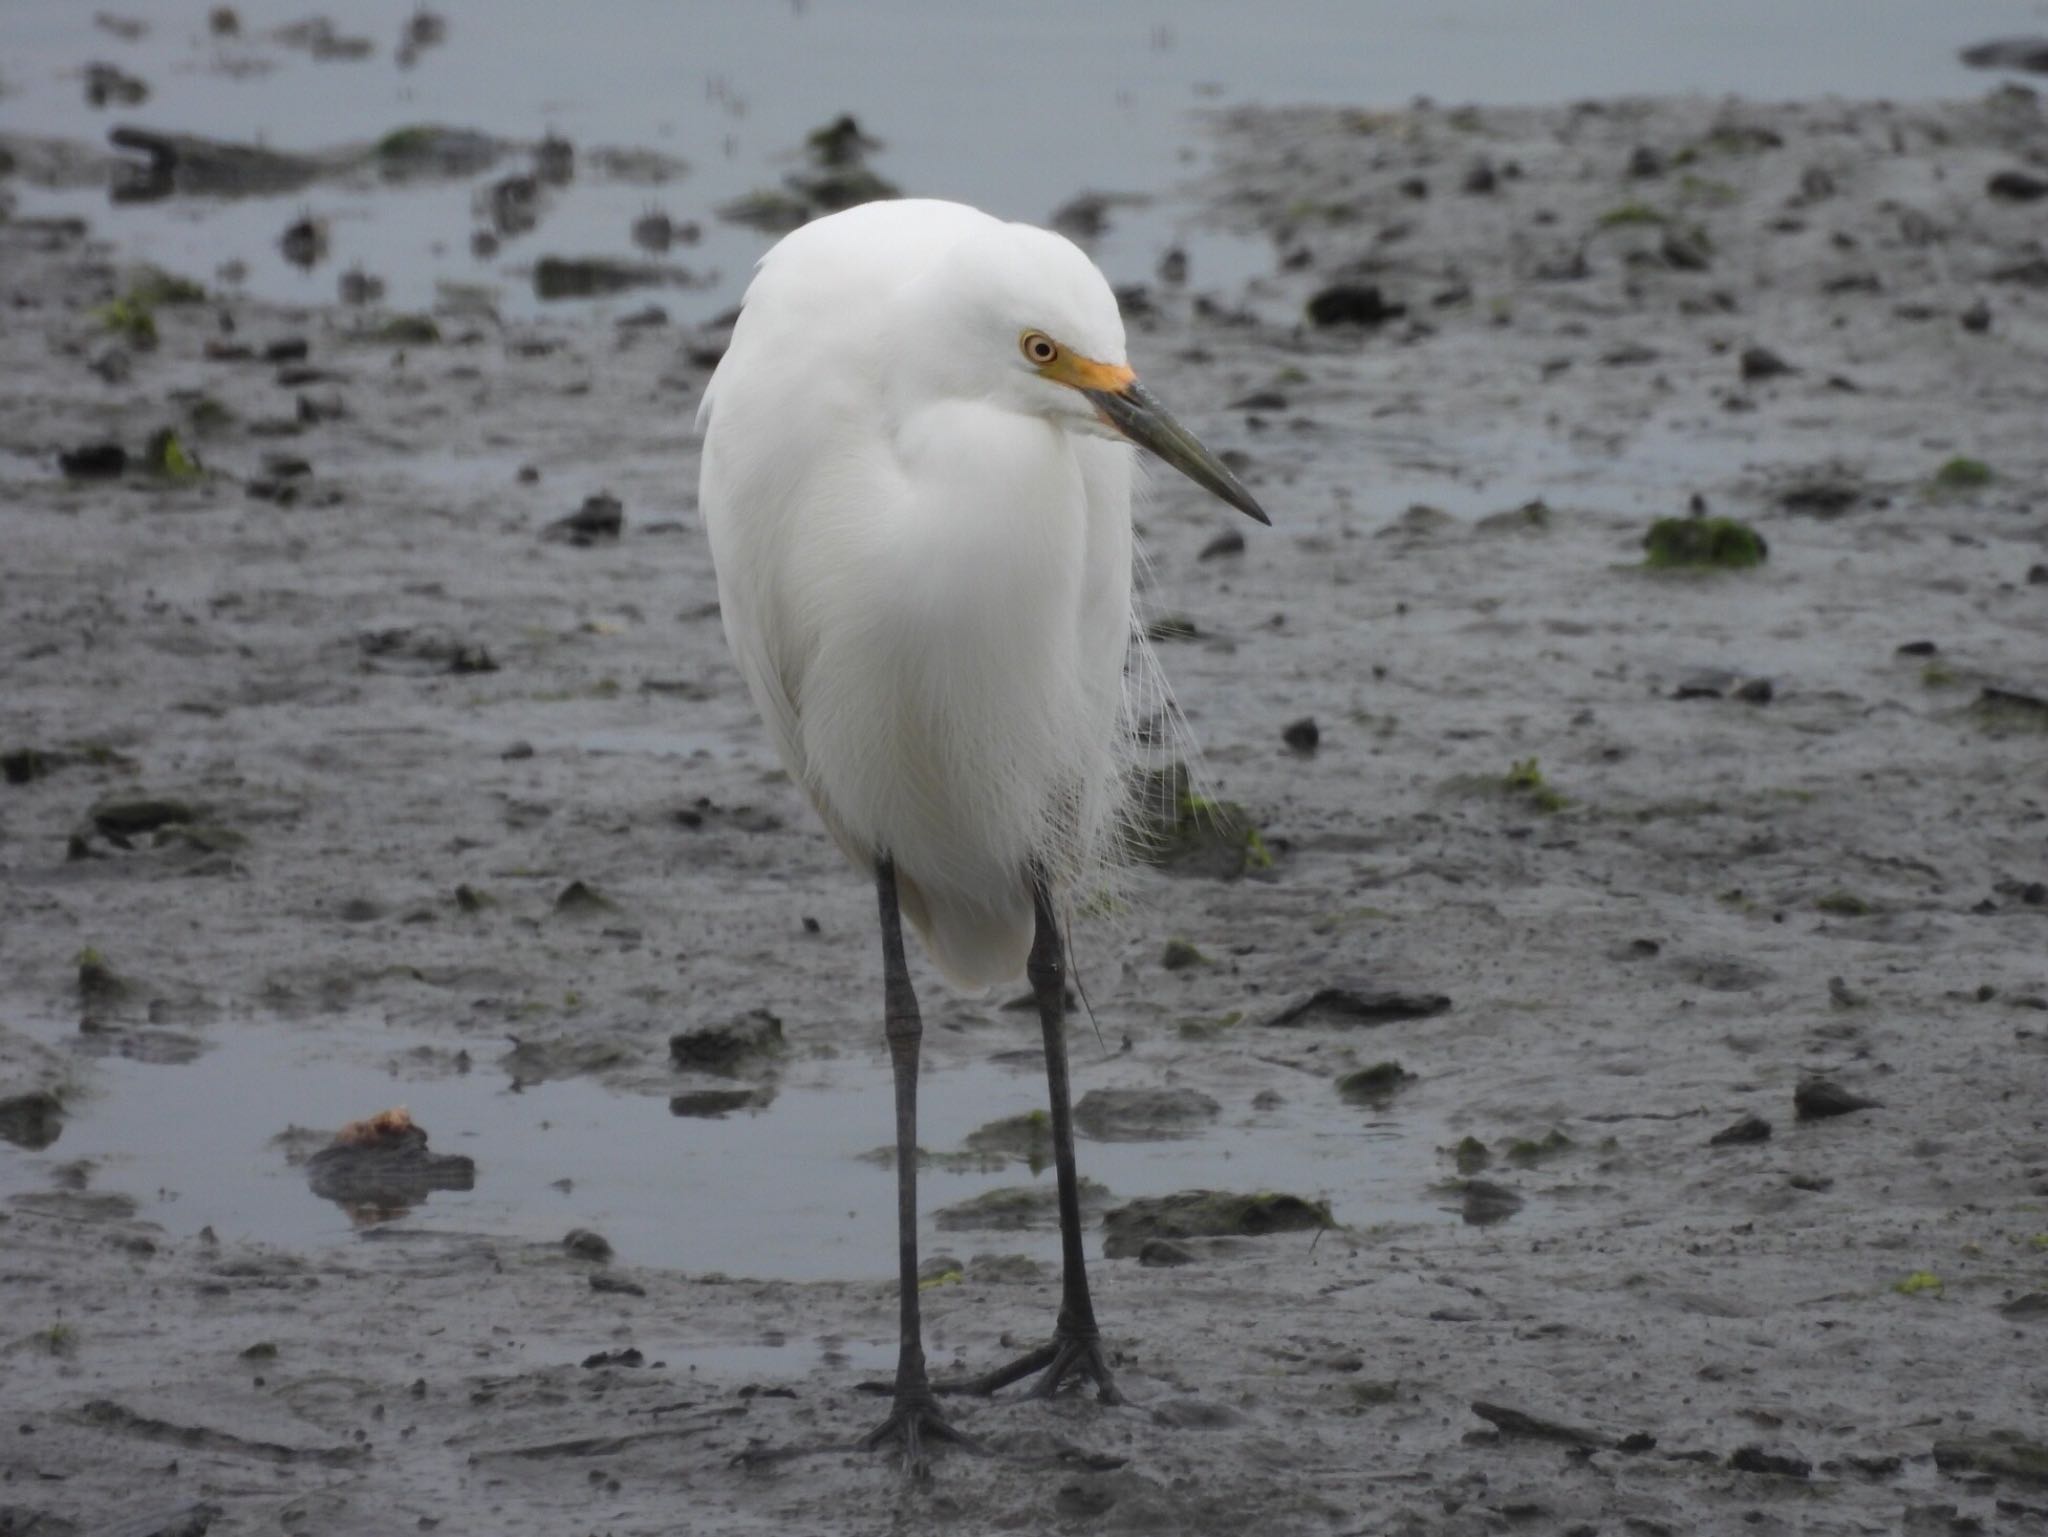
1893,1270 -> 1944,1297
1505,1129 -> 1574,1166
1176,1009 -> 1243,1041
126,266 -> 206,307
1920,662 -> 1957,689
1101,1189 -> 1334,1257
187,396 -> 234,435
76,946 -> 129,1005
1160,938 -> 1207,970
1453,1136 -> 1491,1175
93,296 -> 158,347
144,427 -> 201,480
1133,763 -> 1275,879
935,1177 -> 1109,1232
1931,456 -> 1992,492
963,1109 -> 1055,1168
1598,201 -> 1666,227
34,1323 -> 78,1357
3,747 -> 52,785
1337,1061 -> 1412,1104
1643,515 -> 1768,570
1504,758 -> 1568,814
365,313 -> 440,346
1971,687 -> 2048,735
1349,1379 -> 1401,1407
375,124 -> 440,159
1815,889 -> 1872,917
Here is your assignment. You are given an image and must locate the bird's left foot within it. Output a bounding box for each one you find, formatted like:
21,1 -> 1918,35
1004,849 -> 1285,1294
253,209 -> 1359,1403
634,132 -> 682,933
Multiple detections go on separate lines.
942,1327 -> 1124,1404
860,1390 -> 987,1479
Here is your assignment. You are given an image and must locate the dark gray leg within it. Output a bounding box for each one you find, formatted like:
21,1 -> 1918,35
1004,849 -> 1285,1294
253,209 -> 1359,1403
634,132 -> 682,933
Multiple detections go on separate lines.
948,877 -> 1122,1403
860,858 -> 982,1472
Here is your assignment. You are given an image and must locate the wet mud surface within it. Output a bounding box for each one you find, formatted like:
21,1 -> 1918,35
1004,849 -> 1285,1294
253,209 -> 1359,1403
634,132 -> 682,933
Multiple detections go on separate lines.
4,83 -> 2048,1537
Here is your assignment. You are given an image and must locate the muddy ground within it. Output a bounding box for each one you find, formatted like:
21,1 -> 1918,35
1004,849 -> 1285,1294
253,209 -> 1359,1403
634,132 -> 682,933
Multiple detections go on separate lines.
4,87 -> 2048,1537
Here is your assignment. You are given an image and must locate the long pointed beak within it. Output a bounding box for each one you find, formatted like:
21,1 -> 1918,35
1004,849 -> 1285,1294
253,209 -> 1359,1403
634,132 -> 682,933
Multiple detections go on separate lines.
1084,380 -> 1269,525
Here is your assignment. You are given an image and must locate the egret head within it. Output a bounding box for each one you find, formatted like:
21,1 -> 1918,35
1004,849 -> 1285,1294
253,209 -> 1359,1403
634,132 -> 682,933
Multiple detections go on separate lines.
906,217 -> 1269,525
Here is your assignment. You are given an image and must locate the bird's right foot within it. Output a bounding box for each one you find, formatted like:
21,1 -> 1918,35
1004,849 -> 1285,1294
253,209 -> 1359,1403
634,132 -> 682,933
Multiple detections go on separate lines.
942,1325 -> 1123,1405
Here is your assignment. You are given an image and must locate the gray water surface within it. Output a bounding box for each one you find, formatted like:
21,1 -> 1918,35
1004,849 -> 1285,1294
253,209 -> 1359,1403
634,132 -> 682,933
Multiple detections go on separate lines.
2,1016 -> 1455,1279
1,0 -> 2027,319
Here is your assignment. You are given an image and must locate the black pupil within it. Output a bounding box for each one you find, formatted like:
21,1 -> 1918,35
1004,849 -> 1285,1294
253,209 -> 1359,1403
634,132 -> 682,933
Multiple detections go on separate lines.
1032,337 -> 1053,359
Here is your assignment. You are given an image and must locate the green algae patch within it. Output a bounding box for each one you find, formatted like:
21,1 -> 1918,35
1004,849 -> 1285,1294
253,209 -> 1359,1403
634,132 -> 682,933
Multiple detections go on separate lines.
1892,1270 -> 1944,1297
935,1177 -> 1109,1232
1505,1129 -> 1574,1166
94,296 -> 158,347
76,946 -> 130,1006
963,1108 -> 1054,1167
1597,201 -> 1666,227
1643,515 -> 1768,570
144,427 -> 201,480
1453,1136 -> 1492,1175
126,266 -> 206,307
1815,889 -> 1872,917
1133,762 -> 1276,879
1932,1434 -> 2048,1487
1931,456 -> 1992,493
1102,1189 -> 1334,1258
1337,1061 -> 1412,1105
1504,757 -> 1568,814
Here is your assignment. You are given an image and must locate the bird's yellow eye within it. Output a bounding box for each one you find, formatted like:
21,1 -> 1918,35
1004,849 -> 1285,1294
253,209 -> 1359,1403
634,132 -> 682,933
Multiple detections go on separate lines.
1020,330 -> 1060,366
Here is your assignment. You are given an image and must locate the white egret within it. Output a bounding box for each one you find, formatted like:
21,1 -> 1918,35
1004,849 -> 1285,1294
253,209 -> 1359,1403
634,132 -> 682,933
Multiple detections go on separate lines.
698,198 -> 1266,1466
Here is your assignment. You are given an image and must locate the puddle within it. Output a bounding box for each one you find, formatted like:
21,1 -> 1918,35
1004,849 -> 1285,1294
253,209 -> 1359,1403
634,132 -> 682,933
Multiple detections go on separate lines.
1,1017 -> 1459,1280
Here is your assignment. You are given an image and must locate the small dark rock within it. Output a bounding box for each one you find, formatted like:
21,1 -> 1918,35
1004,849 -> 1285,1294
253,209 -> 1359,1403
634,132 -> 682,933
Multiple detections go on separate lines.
1961,37 -> 2048,72
1462,159 -> 1498,195
60,443 -> 127,479
1198,529 -> 1245,561
1740,346 -> 1794,381
1988,170 -> 2048,202
546,886 -> 627,930
1626,145 -> 1666,178
1459,1179 -> 1523,1226
1159,938 -> 1206,971
562,1228 -> 613,1261
543,492 -> 623,545
1729,1445 -> 1812,1478
1101,1189 -> 1331,1258
92,797 -> 195,838
1282,717 -> 1320,754
670,1009 -> 784,1073
1795,1077 -> 1882,1120
581,1347 -> 644,1369
1137,1239 -> 1196,1267
1710,1113 -> 1773,1146
1961,299 -> 1992,332
590,1272 -> 646,1297
0,1090 -> 64,1151
1263,988 -> 1451,1028
1306,284 -> 1405,327
1471,1401 -> 1614,1449
668,1088 -> 765,1117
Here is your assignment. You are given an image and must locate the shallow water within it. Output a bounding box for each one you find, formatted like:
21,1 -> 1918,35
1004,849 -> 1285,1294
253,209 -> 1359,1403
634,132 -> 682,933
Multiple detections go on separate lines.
1,0 -> 2024,321
2,1015 -> 1459,1279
